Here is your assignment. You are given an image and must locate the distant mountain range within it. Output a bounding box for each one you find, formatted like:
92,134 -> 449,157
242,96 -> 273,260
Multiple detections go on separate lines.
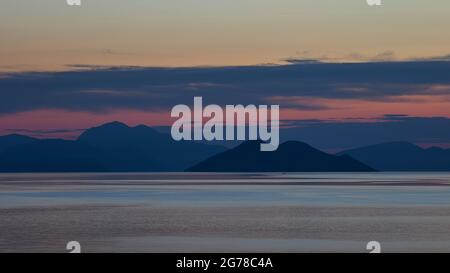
188,141 -> 374,172
339,141 -> 450,171
1,122 -> 449,172
0,122 -> 225,172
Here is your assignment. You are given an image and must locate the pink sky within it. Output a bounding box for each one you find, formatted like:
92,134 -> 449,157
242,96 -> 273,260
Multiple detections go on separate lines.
2,93 -> 450,139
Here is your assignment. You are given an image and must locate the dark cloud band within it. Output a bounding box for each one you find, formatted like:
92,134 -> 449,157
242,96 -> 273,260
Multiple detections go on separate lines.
1,61 -> 450,114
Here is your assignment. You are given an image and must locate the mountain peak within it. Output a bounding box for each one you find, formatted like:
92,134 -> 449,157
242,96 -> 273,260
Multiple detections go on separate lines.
96,121 -> 129,129
133,124 -> 150,129
77,121 -> 132,142
340,141 -> 450,171
279,140 -> 316,151
0,121 -> 225,172
0,134 -> 37,154
188,140 -> 374,172
343,141 -> 423,154
0,134 -> 35,140
373,141 -> 420,149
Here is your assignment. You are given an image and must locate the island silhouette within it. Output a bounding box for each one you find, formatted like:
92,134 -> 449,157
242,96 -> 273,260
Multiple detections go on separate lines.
1,121 -> 449,172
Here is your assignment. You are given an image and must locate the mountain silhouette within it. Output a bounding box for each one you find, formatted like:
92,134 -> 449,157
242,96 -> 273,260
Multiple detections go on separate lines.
0,139 -> 107,172
0,134 -> 36,153
187,140 -> 375,172
339,141 -> 450,171
3,125 -> 449,172
78,121 -> 226,171
0,122 -> 225,172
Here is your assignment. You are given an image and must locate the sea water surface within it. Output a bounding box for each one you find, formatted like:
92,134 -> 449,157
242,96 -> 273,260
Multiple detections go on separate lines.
1,172 -> 450,252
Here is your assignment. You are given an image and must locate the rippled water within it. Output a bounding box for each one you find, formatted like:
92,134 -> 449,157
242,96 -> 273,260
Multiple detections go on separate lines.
1,172 -> 450,252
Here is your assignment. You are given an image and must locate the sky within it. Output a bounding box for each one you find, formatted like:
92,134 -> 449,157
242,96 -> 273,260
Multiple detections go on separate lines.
2,0 -> 450,70
1,0 -> 450,149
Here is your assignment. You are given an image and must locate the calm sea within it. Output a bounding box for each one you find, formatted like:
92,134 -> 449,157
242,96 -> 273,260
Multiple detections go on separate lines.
1,172 -> 450,252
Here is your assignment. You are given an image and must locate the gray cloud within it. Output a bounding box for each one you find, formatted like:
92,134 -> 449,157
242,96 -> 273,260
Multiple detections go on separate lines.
1,61 -> 450,114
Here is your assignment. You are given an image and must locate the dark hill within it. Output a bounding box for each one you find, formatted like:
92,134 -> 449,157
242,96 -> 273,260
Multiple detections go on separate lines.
0,122 -> 225,172
339,141 -> 450,171
77,121 -> 226,171
187,140 -> 375,172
